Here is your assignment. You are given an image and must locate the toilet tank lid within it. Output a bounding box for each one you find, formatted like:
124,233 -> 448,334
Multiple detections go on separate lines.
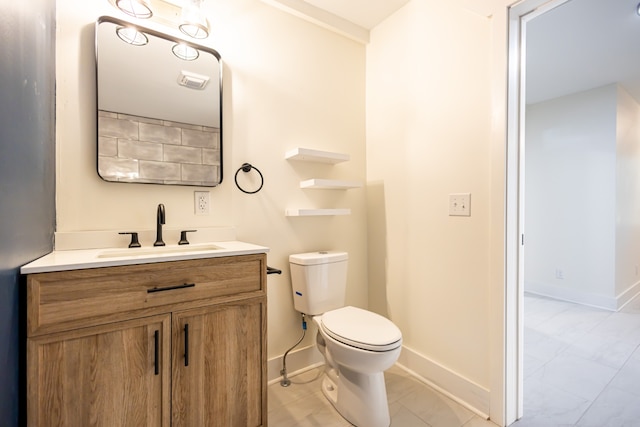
289,251 -> 348,265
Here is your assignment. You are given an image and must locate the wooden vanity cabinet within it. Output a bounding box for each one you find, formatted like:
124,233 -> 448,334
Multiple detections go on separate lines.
26,254 -> 267,427
172,300 -> 265,426
27,315 -> 171,426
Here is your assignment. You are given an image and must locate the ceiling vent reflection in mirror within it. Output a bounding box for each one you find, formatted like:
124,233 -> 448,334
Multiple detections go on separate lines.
178,70 -> 209,90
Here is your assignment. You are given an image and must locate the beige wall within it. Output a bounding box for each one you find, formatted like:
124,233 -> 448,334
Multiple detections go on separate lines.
56,0 -> 368,359
367,0 -> 493,392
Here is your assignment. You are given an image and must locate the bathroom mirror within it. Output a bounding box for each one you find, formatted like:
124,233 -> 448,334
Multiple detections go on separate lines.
96,16 -> 222,186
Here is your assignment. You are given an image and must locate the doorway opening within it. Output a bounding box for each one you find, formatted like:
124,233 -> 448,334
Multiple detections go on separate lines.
506,0 -> 640,425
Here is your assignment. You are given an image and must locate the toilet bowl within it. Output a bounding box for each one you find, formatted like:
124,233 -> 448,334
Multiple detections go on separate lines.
289,252 -> 403,427
313,307 -> 402,427
317,306 -> 402,373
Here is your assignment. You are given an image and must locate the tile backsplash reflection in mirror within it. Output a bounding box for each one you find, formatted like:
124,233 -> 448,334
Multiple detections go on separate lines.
98,110 -> 220,186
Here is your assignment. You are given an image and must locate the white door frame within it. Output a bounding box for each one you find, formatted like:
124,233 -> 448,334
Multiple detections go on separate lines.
505,0 -> 572,424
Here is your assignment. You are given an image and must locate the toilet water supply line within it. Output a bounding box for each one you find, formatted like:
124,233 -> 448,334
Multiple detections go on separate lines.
280,313 -> 307,387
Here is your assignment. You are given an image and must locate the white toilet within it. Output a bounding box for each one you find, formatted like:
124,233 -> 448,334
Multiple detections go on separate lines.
289,251 -> 402,427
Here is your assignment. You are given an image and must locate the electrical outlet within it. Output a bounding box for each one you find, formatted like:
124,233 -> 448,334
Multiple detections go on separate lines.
194,191 -> 210,215
449,193 -> 471,216
555,269 -> 564,279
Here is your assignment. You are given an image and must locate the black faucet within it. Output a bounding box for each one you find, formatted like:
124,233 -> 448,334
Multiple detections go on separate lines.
154,204 -> 166,246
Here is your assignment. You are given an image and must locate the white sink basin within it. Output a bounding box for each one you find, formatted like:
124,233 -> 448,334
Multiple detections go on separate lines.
98,243 -> 223,258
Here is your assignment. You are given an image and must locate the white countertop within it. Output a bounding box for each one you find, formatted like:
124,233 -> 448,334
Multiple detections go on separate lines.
21,241 -> 270,274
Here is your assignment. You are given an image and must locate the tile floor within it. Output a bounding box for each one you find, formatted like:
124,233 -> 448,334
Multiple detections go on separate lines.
513,293 -> 640,426
269,293 -> 640,427
268,365 -> 495,426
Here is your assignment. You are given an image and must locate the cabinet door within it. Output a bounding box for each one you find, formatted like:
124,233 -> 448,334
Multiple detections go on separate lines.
27,315 -> 171,427
172,297 -> 267,426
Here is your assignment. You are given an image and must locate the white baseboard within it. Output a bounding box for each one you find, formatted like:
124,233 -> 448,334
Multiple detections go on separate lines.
525,279 -> 640,311
269,344 -> 490,419
525,280 -> 618,311
396,345 -> 490,419
617,280 -> 640,310
267,344 -> 324,385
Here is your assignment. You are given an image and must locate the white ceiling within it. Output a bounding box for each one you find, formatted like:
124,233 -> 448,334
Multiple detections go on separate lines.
260,0 -> 411,42
526,0 -> 640,104
301,0 -> 410,29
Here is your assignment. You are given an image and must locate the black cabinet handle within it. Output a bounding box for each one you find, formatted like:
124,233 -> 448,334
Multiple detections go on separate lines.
184,323 -> 189,367
147,283 -> 195,293
154,330 -> 159,375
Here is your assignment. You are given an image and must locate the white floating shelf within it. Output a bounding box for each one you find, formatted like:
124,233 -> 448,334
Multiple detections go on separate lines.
300,179 -> 362,190
285,148 -> 350,164
285,208 -> 351,217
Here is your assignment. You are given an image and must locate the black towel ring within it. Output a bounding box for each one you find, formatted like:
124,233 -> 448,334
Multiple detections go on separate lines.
234,163 -> 264,194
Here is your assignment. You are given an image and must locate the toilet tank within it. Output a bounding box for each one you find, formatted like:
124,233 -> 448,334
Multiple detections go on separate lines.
289,251 -> 348,315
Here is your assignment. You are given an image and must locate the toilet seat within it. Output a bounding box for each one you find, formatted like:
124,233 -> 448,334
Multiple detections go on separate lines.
320,306 -> 402,352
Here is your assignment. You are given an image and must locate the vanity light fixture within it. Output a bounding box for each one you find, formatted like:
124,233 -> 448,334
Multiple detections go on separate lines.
109,0 -> 210,39
116,26 -> 149,46
115,0 -> 153,19
172,43 -> 199,61
179,0 -> 210,39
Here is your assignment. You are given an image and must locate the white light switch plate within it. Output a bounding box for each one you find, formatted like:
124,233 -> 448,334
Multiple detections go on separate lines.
449,193 -> 471,216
